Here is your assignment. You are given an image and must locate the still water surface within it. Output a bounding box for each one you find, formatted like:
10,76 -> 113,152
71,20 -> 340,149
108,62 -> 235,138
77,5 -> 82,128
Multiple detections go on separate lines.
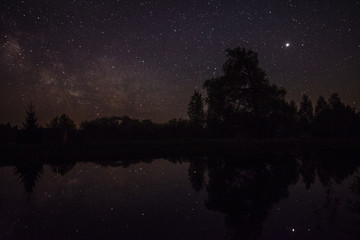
1,152 -> 360,239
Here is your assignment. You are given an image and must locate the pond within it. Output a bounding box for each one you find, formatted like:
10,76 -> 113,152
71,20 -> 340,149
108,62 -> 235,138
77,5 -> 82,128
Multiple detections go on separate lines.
1,149 -> 360,239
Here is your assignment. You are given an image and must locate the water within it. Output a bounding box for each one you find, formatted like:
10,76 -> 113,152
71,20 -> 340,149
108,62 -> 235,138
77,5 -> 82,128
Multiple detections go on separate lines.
1,151 -> 360,239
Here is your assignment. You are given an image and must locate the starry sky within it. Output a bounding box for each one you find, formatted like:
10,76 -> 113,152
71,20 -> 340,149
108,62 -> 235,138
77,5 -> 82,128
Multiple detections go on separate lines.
1,0 -> 360,125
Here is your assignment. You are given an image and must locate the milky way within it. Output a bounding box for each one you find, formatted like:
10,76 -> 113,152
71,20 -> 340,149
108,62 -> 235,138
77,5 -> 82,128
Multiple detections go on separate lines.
1,0 -> 359,125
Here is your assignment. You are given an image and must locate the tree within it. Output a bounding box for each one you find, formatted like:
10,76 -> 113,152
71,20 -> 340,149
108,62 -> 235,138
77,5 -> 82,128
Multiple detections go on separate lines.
313,96 -> 330,136
23,102 -> 39,130
202,48 -> 286,136
80,116 -> 121,130
312,93 -> 360,137
19,102 -> 41,143
315,96 -> 329,116
15,163 -> 43,198
328,93 -> 343,110
221,48 -> 286,117
326,93 -> 359,137
187,91 -> 205,128
269,99 -> 298,137
48,114 -> 76,130
298,94 -> 313,124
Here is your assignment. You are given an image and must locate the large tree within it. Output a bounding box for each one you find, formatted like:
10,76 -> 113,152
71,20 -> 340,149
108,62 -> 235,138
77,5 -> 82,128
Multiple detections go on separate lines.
203,48 -> 286,135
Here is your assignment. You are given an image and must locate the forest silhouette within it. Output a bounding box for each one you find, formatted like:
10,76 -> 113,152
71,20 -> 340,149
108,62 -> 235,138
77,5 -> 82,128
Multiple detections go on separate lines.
1,47 -> 359,144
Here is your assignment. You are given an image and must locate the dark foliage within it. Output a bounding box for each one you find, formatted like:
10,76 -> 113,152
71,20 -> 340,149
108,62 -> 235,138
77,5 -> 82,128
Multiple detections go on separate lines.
197,48 -> 360,138
0,122 -> 18,143
2,48 -> 359,143
203,48 -> 298,137
45,114 -> 77,143
17,102 -> 42,143
312,93 -> 360,137
47,114 -> 76,130
14,163 -> 43,198
76,115 -> 195,142
298,94 -> 314,135
187,90 -> 205,129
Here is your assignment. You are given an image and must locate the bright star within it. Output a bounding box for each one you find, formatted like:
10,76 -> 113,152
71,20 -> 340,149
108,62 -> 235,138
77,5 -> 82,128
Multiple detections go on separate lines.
285,42 -> 290,47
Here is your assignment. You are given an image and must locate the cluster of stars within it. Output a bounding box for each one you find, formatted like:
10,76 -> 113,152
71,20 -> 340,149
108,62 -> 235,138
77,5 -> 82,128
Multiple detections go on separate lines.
0,0 -> 359,124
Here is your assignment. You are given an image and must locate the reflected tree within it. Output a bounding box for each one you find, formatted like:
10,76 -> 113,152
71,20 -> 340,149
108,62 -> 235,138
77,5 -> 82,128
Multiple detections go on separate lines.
188,157 -> 207,192
197,154 -> 299,239
349,174 -> 360,217
298,154 -> 316,190
350,175 -> 360,195
14,163 -> 43,198
50,161 -> 76,176
312,151 -> 360,223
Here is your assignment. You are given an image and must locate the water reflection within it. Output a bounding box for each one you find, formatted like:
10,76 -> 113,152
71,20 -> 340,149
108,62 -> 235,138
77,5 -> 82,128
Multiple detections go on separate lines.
187,154 -> 299,239
2,148 -> 360,239
349,173 -> 360,219
14,163 -> 43,198
188,157 -> 207,192
199,151 -> 360,239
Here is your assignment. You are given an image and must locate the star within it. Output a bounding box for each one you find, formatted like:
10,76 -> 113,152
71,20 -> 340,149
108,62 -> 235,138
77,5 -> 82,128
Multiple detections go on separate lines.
0,1 -> 359,124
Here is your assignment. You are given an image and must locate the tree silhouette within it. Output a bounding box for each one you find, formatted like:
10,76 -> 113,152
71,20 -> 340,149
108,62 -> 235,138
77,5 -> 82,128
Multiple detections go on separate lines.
203,48 -> 287,136
298,94 -> 313,135
203,154 -> 298,239
315,96 -> 329,116
19,102 -> 41,143
284,100 -> 299,135
312,93 -> 360,137
187,91 -> 205,128
14,163 -> 43,198
47,114 -> 76,143
80,116 -> 122,130
188,158 -> 206,192
328,93 -> 343,110
23,102 -> 39,130
313,96 -> 330,136
48,114 -> 76,130
298,94 -> 313,122
326,93 -> 359,136
50,161 -> 76,176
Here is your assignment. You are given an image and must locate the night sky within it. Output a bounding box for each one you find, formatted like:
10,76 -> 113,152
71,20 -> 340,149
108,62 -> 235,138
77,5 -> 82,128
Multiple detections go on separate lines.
1,0 -> 359,125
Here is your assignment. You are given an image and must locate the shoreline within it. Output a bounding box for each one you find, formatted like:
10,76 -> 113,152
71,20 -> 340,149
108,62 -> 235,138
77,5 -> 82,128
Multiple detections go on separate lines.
1,138 -> 359,165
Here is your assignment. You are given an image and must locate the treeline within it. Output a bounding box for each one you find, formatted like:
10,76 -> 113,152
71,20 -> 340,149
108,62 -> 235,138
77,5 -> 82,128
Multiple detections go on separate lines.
187,48 -> 360,138
187,91 -> 360,138
1,47 -> 360,143
5,106 -> 206,143
78,116 -> 203,142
